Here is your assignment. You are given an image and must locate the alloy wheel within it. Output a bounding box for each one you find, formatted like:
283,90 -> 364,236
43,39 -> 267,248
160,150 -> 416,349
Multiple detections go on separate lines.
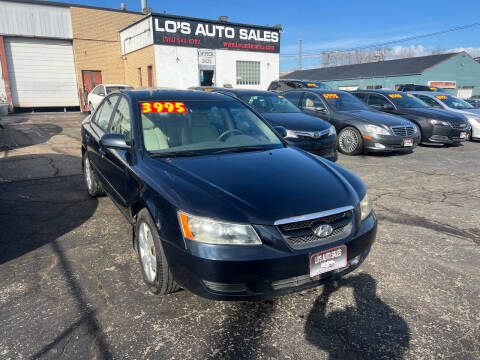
339,128 -> 359,153
138,222 -> 157,282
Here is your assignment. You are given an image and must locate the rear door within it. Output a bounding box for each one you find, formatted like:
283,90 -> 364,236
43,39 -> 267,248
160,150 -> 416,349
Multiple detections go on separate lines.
102,96 -> 136,213
87,95 -> 120,191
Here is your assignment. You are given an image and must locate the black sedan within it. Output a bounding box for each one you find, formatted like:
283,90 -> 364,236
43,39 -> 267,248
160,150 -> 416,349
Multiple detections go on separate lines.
352,90 -> 471,145
81,89 -> 377,301
283,89 -> 420,155
268,79 -> 332,92
212,89 -> 337,161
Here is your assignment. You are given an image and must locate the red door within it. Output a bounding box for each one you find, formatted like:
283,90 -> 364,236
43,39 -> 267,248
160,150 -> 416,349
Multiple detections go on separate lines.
81,70 -> 102,110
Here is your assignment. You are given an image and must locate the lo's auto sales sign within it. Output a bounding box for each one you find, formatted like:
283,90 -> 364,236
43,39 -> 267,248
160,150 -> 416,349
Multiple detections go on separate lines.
152,15 -> 281,53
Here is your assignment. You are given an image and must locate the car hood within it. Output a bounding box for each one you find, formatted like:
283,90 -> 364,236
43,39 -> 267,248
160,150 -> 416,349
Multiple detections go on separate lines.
453,108 -> 480,118
143,147 -> 362,225
337,110 -> 412,127
398,107 -> 466,123
261,112 -> 330,131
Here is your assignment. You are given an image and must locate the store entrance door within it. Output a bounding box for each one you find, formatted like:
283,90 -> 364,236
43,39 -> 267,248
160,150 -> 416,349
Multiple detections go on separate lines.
200,70 -> 214,86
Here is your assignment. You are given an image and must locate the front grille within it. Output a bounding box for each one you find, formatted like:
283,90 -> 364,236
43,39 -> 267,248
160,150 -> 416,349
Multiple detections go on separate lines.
451,122 -> 467,130
277,208 -> 353,250
391,125 -> 416,137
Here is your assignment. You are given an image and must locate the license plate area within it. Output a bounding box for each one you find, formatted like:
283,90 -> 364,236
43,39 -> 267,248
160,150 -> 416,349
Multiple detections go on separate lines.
310,245 -> 347,277
403,138 -> 413,147
460,132 -> 467,139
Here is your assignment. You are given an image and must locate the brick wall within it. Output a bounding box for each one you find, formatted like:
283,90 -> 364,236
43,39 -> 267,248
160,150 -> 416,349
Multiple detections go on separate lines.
123,45 -> 155,88
70,7 -> 143,107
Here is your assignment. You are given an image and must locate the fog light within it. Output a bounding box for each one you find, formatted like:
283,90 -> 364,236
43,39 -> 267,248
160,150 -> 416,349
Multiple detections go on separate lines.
374,143 -> 386,149
203,280 -> 247,293
350,254 -> 361,266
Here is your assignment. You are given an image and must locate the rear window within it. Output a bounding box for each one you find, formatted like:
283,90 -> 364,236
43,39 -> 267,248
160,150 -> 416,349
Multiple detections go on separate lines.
321,92 -> 368,111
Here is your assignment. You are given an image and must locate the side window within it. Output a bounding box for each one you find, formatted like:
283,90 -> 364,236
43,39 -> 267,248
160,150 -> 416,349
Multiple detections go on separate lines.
302,93 -> 326,110
92,86 -> 100,95
93,95 -> 118,131
284,92 -> 303,106
109,97 -> 132,143
368,94 -> 390,106
99,85 -> 106,96
353,92 -> 368,102
417,95 -> 440,108
268,82 -> 279,91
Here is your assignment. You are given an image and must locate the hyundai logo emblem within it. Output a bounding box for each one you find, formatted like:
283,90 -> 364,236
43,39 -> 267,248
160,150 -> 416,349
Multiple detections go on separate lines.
314,224 -> 333,238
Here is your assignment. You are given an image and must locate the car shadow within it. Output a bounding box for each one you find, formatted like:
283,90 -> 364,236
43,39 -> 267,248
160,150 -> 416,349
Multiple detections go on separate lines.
206,300 -> 279,360
305,273 -> 410,359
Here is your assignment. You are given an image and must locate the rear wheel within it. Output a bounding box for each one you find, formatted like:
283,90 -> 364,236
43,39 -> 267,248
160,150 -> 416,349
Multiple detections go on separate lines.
135,208 -> 179,295
83,153 -> 103,197
338,127 -> 363,155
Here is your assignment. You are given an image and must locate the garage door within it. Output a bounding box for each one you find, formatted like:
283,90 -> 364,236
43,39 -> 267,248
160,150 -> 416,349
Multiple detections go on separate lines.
5,38 -> 79,107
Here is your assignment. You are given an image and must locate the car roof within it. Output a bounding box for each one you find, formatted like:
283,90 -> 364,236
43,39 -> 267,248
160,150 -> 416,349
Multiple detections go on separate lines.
408,91 -> 450,96
215,89 -> 276,96
352,89 -> 404,94
123,89 -> 235,102
278,79 -> 326,83
285,88 -> 345,94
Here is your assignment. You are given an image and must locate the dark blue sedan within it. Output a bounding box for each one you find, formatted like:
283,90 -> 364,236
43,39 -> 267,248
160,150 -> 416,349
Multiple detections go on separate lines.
81,89 -> 376,300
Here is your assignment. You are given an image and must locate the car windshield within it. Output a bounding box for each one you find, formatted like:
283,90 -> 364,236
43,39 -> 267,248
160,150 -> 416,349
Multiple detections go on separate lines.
436,95 -> 473,109
107,86 -> 132,94
321,92 -> 369,111
387,93 -> 429,108
239,94 -> 301,113
140,100 -> 283,156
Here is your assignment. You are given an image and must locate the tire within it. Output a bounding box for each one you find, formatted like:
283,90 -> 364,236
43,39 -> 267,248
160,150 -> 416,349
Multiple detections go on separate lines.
83,153 -> 104,197
135,208 -> 179,295
414,123 -> 423,144
338,127 -> 363,155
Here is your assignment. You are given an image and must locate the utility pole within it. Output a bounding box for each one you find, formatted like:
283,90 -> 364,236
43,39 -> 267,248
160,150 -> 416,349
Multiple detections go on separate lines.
298,38 -> 303,70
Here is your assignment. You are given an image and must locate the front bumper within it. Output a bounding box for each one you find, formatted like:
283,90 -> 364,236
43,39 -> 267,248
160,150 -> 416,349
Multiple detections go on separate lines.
286,135 -> 338,162
163,212 -> 377,301
425,124 -> 469,144
362,133 -> 420,153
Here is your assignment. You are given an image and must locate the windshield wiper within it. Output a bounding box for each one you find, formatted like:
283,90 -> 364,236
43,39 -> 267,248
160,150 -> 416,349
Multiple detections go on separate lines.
149,151 -> 203,158
212,146 -> 267,155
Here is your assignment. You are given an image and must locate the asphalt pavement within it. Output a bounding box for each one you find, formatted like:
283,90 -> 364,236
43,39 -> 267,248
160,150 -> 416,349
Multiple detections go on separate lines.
0,113 -> 478,359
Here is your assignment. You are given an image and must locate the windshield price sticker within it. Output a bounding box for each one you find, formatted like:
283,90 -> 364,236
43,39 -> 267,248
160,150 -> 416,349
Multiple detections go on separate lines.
141,102 -> 187,113
388,94 -> 403,98
436,95 -> 448,100
430,87 -> 438,90
323,93 -> 339,99
307,83 -> 318,87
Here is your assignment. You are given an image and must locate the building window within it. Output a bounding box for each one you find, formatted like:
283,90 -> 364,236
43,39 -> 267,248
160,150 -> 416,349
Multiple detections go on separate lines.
236,61 -> 260,85
147,65 -> 153,87
138,67 -> 143,87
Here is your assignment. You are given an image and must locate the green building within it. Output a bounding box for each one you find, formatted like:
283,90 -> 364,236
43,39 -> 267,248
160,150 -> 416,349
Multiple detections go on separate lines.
285,52 -> 480,98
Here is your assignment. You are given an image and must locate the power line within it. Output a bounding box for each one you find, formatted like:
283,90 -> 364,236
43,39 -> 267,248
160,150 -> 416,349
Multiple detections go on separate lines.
280,22 -> 480,58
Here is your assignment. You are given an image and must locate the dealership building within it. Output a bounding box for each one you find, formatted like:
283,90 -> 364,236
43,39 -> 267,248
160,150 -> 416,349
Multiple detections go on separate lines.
286,52 -> 480,98
0,0 -> 281,111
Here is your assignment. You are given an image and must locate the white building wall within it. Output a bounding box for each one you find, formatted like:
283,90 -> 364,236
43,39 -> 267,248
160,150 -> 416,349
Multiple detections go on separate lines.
154,45 -> 279,90
215,50 -> 279,90
0,1 -> 72,39
120,17 -> 153,55
154,45 -> 199,89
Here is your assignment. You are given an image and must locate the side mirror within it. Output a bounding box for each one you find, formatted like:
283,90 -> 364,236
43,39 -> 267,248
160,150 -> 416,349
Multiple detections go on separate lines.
274,126 -> 287,138
100,134 -> 130,150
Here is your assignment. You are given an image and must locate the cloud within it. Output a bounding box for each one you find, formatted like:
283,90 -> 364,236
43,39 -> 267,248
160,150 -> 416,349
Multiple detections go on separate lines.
447,47 -> 480,57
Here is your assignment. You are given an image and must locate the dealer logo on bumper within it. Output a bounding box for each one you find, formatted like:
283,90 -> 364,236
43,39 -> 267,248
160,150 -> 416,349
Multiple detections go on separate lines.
314,224 -> 333,238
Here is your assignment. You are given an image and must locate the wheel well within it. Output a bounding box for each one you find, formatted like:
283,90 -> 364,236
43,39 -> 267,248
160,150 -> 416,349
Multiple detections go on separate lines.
130,201 -> 146,249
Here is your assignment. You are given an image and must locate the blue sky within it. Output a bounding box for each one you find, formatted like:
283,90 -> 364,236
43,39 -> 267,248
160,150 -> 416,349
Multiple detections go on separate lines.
59,0 -> 480,70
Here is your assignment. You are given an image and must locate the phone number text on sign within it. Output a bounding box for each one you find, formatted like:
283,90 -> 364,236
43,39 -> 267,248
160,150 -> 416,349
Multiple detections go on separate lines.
141,102 -> 187,113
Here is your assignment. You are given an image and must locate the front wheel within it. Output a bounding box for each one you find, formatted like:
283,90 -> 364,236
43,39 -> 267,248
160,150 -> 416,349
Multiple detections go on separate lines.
338,127 -> 363,155
135,208 -> 179,295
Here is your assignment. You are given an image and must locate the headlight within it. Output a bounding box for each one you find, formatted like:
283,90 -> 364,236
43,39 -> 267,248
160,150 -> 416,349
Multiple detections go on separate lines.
364,124 -> 390,135
178,212 -> 262,245
328,125 -> 336,136
360,192 -> 372,221
428,119 -> 450,126
285,129 -> 298,138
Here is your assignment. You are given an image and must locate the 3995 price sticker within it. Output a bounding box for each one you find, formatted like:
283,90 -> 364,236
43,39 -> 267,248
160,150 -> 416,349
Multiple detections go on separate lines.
323,93 -> 339,99
141,102 -> 187,113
